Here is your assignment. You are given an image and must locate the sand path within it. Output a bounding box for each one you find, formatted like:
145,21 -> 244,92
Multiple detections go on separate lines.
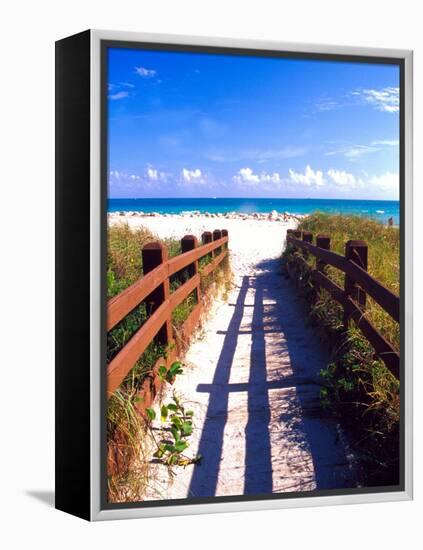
113,216 -> 358,499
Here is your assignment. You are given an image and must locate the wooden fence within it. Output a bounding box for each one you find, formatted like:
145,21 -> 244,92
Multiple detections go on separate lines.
107,229 -> 229,405
285,229 -> 400,379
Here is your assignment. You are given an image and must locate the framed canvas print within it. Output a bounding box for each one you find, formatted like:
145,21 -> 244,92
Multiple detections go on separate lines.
55,29 -> 413,521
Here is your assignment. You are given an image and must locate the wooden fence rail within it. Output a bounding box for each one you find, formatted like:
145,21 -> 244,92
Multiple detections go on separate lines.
285,229 -> 400,379
107,231 -> 229,398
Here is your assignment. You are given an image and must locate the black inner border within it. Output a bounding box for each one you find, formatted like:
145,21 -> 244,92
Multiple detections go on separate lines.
100,39 -> 406,512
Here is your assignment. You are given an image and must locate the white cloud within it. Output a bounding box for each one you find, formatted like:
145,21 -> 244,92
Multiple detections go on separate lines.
234,168 -> 259,184
286,166 -> 398,199
369,172 -> 399,196
327,138 -> 399,160
181,168 -> 205,184
345,145 -> 380,159
109,170 -> 140,180
110,167 -> 168,184
288,165 -> 324,187
135,66 -> 157,78
352,87 -> 399,113
371,139 -> 399,146
327,144 -> 379,159
327,169 -> 359,187
248,147 -> 307,162
119,82 -> 135,88
108,91 -> 129,100
147,168 -> 159,181
233,167 -> 281,186
146,167 -> 167,182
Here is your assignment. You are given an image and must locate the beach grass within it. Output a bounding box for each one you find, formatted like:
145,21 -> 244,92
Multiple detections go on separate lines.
298,212 -> 399,349
282,213 -> 400,486
107,388 -> 151,503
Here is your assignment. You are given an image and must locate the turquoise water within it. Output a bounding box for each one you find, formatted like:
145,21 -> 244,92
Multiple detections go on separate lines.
108,198 -> 400,224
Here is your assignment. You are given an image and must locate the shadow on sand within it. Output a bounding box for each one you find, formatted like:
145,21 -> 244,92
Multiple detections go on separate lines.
187,258 -> 356,498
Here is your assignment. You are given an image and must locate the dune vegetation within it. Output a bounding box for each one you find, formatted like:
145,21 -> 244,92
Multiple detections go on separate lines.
107,222 -> 231,502
282,213 -> 400,487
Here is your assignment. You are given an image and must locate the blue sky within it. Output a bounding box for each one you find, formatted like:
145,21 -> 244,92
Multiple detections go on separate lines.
107,47 -> 400,200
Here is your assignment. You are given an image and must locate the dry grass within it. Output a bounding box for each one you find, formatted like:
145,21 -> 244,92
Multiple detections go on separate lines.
107,389 -> 151,503
108,223 -> 157,298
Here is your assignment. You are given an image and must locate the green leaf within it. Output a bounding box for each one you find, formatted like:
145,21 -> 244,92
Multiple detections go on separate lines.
170,426 -> 180,442
160,405 -> 168,422
181,421 -> 193,436
167,403 -> 178,412
158,365 -> 167,380
169,361 -> 183,375
164,444 -> 176,453
153,448 -> 165,459
170,416 -> 182,429
146,407 -> 156,421
185,410 -> 194,417
174,440 -> 189,453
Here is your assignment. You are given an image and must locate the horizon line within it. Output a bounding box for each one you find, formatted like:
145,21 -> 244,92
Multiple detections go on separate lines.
108,197 -> 400,202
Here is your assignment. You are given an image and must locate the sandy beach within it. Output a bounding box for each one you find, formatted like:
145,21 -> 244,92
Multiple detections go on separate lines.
108,212 -> 299,276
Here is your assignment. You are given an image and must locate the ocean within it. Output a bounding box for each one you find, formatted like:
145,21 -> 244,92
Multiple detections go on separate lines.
108,198 -> 400,225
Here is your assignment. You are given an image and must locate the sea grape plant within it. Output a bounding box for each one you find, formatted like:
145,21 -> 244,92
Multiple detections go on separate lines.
146,390 -> 202,467
157,360 -> 184,384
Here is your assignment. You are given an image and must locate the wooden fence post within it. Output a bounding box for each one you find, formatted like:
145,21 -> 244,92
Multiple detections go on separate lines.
286,229 -> 299,256
314,234 -> 331,297
294,231 -> 312,286
292,230 -> 301,253
213,229 -> 222,258
302,231 -> 313,243
202,231 -> 212,245
302,231 -> 313,258
221,229 -> 228,250
202,231 -> 212,263
316,234 -> 331,272
142,242 -> 173,347
344,240 -> 368,329
286,229 -> 293,248
181,234 -> 200,303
